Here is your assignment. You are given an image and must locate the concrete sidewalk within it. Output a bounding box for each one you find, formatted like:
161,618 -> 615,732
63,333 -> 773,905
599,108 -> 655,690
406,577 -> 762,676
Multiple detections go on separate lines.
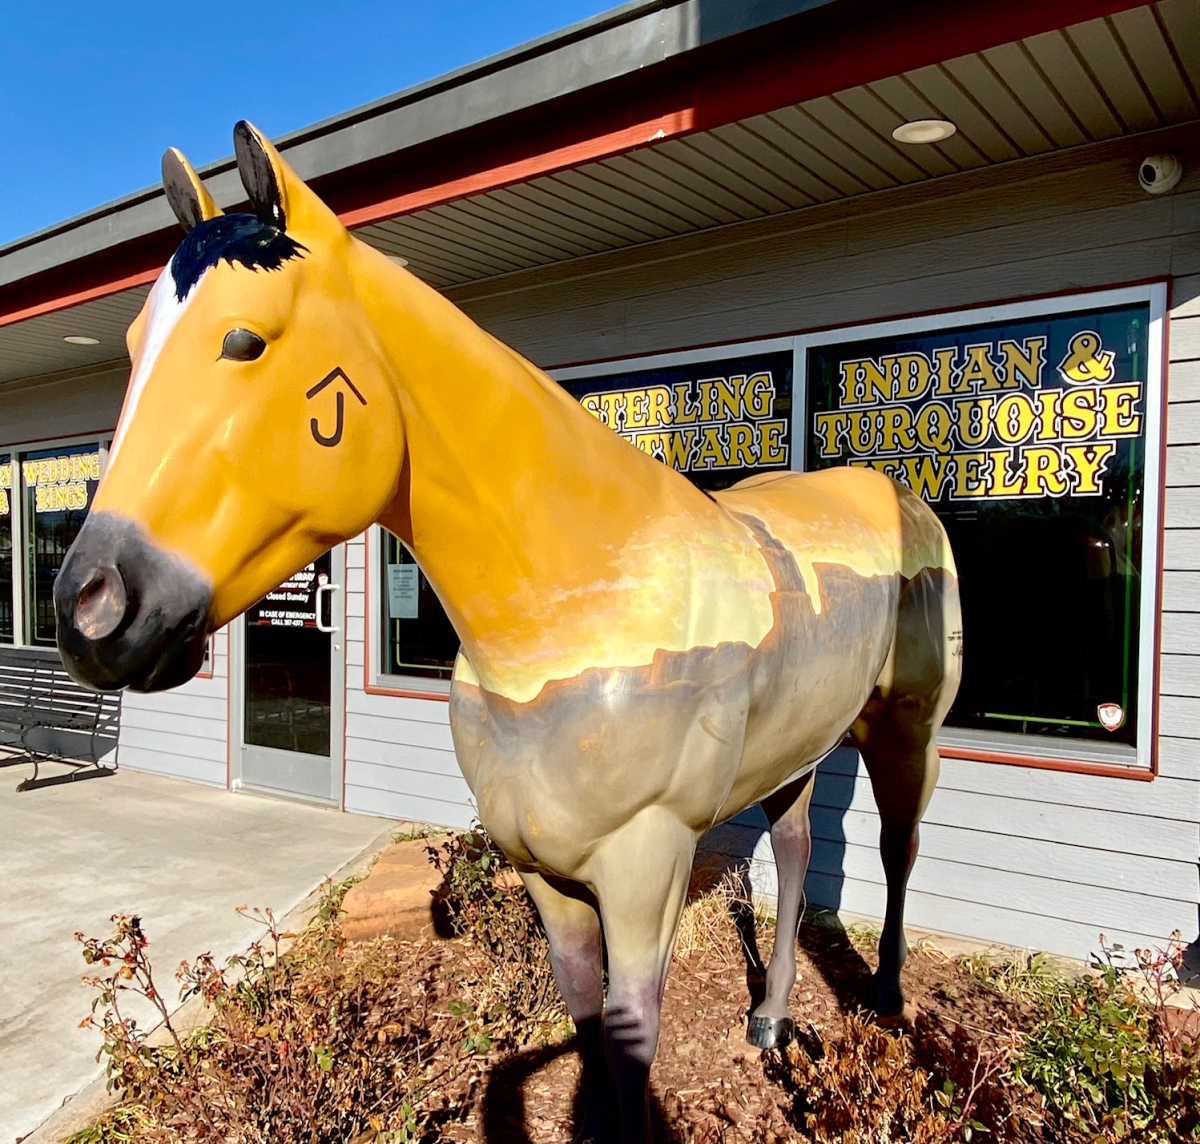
0,766 -> 395,1143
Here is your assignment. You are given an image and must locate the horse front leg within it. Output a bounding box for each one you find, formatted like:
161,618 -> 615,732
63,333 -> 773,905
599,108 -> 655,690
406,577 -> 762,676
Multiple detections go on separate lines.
590,808 -> 696,1144
519,870 -> 613,1143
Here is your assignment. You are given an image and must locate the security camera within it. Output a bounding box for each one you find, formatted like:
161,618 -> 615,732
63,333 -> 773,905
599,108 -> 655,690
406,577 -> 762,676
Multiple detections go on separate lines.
1138,153 -> 1183,195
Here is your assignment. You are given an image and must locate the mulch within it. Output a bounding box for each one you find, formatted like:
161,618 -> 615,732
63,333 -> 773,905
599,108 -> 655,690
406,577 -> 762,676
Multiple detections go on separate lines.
359,911 -> 1048,1144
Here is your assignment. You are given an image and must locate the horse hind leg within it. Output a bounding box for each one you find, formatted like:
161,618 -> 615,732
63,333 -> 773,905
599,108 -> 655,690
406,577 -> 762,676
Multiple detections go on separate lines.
746,771 -> 815,1050
851,722 -> 939,1016
851,568 -> 961,1017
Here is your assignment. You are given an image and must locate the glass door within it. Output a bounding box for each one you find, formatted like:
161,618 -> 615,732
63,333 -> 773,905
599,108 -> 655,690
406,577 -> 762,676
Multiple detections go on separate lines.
238,547 -> 344,803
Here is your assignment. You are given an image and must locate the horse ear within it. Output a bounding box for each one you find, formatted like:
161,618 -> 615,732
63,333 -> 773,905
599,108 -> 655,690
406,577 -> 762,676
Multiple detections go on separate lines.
233,120 -> 341,238
162,148 -> 223,231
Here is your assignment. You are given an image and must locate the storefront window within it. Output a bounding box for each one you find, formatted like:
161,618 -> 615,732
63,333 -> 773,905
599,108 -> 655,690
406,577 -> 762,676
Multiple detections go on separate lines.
0,456 -> 13,644
377,296 -> 1163,768
558,349 -> 794,492
804,299 -> 1160,762
380,530 -> 458,682
23,445 -> 101,647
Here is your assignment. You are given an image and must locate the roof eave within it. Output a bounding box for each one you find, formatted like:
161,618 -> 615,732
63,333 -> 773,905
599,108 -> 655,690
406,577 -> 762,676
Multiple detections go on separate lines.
0,0 -> 842,285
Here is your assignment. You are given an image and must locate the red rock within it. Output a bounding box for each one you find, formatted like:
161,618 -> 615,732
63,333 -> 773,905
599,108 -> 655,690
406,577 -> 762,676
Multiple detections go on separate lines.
340,836 -> 451,943
1163,1003 -> 1200,1046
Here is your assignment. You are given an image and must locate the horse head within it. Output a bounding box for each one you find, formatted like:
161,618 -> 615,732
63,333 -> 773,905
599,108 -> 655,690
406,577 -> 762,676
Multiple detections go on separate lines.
55,123 -> 407,691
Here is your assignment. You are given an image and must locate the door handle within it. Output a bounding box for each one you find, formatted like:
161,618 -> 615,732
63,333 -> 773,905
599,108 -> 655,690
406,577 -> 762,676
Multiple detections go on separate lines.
315,583 -> 340,633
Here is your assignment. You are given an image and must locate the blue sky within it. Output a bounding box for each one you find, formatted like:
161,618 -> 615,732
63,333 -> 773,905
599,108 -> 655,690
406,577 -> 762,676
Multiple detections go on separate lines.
0,1 -> 613,247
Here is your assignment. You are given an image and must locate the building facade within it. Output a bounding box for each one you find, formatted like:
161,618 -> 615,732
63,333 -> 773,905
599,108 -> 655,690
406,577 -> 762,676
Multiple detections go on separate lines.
1,0 -> 1197,961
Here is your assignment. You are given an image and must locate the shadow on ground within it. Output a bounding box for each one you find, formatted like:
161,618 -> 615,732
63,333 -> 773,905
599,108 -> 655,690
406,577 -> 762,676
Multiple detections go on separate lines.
474,850 -> 880,1144
480,1042 -> 686,1144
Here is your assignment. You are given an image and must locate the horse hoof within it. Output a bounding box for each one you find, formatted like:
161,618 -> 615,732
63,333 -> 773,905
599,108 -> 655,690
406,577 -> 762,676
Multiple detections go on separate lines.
866,973 -> 906,1019
871,1000 -> 919,1027
747,1014 -> 795,1050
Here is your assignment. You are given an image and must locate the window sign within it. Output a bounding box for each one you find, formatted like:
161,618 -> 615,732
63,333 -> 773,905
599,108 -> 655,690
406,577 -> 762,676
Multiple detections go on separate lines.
0,456 -> 12,645
558,350 -> 793,491
387,564 -> 420,619
246,560 -> 325,628
803,294 -> 1164,768
24,446 -> 101,646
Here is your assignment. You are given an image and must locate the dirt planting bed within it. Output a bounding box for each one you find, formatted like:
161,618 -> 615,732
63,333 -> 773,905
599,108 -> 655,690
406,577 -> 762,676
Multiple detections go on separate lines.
70,831 -> 1198,1144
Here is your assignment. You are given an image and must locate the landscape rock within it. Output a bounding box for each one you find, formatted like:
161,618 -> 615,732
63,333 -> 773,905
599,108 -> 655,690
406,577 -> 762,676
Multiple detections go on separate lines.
340,835 -> 450,943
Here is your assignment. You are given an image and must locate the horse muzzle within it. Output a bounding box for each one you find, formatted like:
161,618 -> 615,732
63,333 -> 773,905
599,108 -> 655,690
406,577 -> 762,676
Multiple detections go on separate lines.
54,512 -> 213,692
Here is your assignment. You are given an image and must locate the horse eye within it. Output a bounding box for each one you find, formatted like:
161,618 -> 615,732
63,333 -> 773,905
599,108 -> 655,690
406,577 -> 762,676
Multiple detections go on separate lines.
221,328 -> 266,361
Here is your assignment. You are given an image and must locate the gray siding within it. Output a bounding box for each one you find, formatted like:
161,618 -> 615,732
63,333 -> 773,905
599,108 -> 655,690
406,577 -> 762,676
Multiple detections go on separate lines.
342,534 -> 473,828
0,364 -> 126,445
117,628 -> 229,787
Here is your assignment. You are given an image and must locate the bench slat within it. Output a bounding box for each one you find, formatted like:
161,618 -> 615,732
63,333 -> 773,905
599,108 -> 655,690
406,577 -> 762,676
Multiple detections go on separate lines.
0,647 -> 119,749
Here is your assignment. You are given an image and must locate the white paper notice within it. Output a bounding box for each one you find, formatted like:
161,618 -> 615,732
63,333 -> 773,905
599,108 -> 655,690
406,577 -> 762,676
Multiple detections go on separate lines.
387,564 -> 420,619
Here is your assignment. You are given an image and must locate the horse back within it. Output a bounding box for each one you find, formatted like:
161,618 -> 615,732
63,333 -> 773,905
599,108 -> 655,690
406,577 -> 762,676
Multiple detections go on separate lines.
713,466 -> 955,589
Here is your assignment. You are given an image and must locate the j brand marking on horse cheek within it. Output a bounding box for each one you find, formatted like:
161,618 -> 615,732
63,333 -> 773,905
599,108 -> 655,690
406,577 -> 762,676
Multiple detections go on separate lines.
306,366 -> 367,447
311,390 -> 345,447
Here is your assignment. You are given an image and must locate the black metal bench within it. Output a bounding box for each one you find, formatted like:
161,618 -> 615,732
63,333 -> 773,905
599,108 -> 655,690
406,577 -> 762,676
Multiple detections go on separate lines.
0,646 -> 120,791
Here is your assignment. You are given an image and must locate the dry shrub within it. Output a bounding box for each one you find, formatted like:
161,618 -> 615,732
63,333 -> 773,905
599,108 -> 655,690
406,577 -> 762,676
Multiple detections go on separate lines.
71,828 -> 573,1144
767,1012 -> 1018,1144
73,890 -> 482,1143
910,1012 -> 1031,1141
675,867 -> 760,964
770,1014 -> 945,1143
424,826 -> 565,1045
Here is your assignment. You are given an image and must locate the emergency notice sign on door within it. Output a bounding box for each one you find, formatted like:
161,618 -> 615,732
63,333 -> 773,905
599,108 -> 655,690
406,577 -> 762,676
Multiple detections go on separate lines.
247,553 -> 331,628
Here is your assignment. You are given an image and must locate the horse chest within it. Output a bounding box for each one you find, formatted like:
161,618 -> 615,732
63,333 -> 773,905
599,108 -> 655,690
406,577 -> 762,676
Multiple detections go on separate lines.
448,648 -> 759,873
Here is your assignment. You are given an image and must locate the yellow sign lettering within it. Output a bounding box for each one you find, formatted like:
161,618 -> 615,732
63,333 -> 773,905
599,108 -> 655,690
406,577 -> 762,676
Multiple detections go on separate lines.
952,452 -> 989,498
1065,442 -> 1116,494
900,454 -> 954,500
1022,446 -> 1070,496
999,336 -> 1046,390
1099,383 -> 1143,436
1059,387 -> 1100,439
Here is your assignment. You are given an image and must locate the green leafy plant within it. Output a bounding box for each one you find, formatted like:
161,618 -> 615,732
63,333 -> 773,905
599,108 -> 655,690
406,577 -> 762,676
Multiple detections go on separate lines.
970,934 -> 1200,1142
391,823 -> 440,844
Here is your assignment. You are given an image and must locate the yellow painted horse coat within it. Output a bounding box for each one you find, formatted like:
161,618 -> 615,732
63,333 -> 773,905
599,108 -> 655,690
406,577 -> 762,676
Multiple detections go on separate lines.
54,123 -> 961,1144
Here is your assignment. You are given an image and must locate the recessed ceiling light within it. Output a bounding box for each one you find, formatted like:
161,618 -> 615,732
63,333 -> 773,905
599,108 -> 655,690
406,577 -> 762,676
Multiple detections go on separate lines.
387,254 -> 409,267
892,119 -> 957,145
63,335 -> 101,346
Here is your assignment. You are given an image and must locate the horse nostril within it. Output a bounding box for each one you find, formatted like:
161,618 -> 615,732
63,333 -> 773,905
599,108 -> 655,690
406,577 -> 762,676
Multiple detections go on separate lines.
75,565 -> 129,641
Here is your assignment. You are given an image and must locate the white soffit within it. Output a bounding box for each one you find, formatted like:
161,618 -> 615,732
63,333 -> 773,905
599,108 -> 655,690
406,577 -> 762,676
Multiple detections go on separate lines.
359,1 -> 1199,288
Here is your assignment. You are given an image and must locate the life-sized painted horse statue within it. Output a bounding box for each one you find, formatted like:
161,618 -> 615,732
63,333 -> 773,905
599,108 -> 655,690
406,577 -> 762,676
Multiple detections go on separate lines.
55,123 -> 962,1144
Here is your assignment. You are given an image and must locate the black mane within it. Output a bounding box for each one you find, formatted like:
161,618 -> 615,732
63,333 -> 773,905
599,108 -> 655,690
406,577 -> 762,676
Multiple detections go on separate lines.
170,213 -> 307,302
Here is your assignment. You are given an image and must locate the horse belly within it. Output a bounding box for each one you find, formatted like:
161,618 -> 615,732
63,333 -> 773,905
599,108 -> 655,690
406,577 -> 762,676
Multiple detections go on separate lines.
718,561 -> 902,816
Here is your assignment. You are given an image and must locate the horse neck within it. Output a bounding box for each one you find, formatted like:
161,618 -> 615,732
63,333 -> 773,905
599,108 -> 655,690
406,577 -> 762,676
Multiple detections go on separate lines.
364,252 -> 718,677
